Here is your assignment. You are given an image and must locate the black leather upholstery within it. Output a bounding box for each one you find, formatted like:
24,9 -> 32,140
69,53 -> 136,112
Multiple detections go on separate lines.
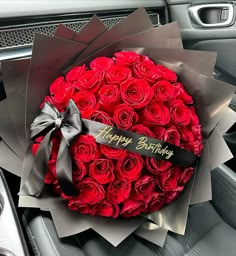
23,165 -> 236,256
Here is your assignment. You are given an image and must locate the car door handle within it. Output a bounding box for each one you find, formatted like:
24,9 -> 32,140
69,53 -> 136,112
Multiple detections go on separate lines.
189,3 -> 234,28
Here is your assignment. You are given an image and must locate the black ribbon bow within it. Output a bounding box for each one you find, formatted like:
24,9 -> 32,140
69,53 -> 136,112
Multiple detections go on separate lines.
20,100 -> 82,197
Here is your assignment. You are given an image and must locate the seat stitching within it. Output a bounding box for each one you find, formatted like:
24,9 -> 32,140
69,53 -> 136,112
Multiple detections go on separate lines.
22,214 -> 41,256
40,216 -> 60,256
191,245 -> 207,256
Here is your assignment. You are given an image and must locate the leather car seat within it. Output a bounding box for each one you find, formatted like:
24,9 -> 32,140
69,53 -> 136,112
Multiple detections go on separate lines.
23,164 -> 236,256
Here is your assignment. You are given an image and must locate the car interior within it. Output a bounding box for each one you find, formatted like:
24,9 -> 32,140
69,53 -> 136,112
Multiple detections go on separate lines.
0,1 -> 236,255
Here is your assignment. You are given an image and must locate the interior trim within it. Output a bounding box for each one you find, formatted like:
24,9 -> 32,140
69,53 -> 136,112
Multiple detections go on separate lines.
0,1 -> 165,18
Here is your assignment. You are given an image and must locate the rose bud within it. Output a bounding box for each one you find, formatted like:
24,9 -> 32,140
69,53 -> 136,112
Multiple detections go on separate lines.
146,192 -> 165,212
105,65 -> 132,85
95,200 -> 119,218
179,167 -> 194,185
132,175 -> 155,203
75,178 -> 105,205
113,104 -> 138,130
71,135 -> 99,163
133,59 -> 161,83
75,70 -> 102,93
156,167 -> 184,192
120,199 -> 146,218
89,110 -> 114,126
116,153 -> 143,182
156,64 -> 177,82
98,84 -> 121,114
72,158 -> 86,183
114,51 -> 140,66
107,179 -> 131,204
143,101 -> 170,126
66,65 -> 86,82
163,126 -> 181,146
174,83 -> 193,105
90,57 -> 114,71
120,78 -> 153,109
89,159 -> 115,184
170,100 -> 191,126
146,158 -> 172,175
152,80 -> 175,102
72,91 -> 99,118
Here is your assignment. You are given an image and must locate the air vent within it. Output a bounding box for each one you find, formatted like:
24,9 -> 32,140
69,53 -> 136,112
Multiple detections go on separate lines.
0,12 -> 160,50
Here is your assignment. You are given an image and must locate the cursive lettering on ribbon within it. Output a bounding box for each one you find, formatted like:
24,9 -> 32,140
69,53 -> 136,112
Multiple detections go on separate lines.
95,127 -> 133,147
136,137 -> 174,160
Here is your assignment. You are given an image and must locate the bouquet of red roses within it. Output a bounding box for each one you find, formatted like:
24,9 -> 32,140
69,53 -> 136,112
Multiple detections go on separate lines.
28,51 -> 202,219
0,8 -> 235,247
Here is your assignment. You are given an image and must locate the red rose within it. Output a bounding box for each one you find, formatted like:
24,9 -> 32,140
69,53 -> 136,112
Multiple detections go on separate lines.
120,78 -> 153,109
113,104 -> 138,130
190,106 -> 200,125
89,110 -> 114,125
132,175 -> 155,202
156,64 -> 177,82
179,167 -> 194,185
152,80 -> 175,102
89,159 -> 114,184
182,140 -> 203,156
72,91 -> 99,118
75,70 -> 102,93
133,59 -> 161,83
116,153 -> 143,181
130,124 -> 156,138
68,200 -> 91,214
90,57 -> 114,71
98,84 -> 121,114
192,125 -> 202,141
68,200 -> 97,215
72,159 -> 86,183
95,200 -> 119,218
72,135 -> 99,163
105,65 -> 132,85
100,145 -> 127,160
153,126 -> 165,140
146,158 -> 172,175
163,126 -> 180,146
165,191 -> 181,204
174,83 -> 193,105
49,76 -> 66,95
115,51 -> 140,66
170,100 -> 191,126
120,199 -> 146,218
143,101 -> 170,125
181,125 -> 203,155
156,167 -> 183,192
180,127 -> 195,144
147,192 -> 165,212
66,65 -> 86,82
107,179 -> 131,204
52,82 -> 74,110
75,178 -> 105,204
